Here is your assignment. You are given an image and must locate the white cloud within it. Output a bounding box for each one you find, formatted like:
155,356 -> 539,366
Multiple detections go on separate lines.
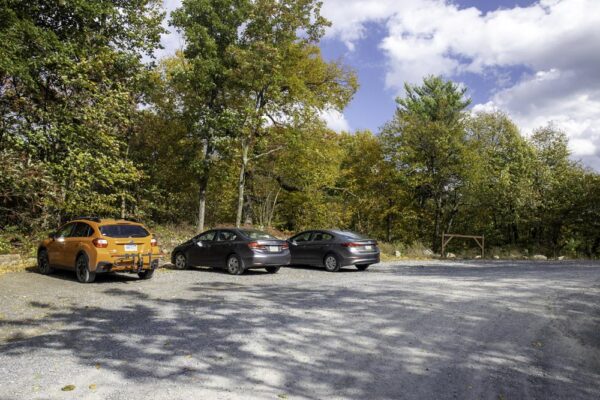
321,0 -> 600,168
320,109 -> 351,132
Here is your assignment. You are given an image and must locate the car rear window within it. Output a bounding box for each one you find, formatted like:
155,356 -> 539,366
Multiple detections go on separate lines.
241,230 -> 277,240
99,224 -> 149,238
336,231 -> 367,240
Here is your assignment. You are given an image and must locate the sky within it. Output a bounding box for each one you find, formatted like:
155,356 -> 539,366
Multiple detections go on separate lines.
158,0 -> 600,170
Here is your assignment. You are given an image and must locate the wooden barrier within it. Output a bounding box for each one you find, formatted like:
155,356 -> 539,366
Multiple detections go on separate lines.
442,233 -> 484,259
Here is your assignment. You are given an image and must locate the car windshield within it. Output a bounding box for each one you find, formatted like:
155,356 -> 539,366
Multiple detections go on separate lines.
99,224 -> 149,238
335,231 -> 368,240
241,230 -> 277,240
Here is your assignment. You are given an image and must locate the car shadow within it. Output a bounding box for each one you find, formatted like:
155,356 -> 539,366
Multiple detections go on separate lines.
284,264 -> 364,273
26,267 -> 142,284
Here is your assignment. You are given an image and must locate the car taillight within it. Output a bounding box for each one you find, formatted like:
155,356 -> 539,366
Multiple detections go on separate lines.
248,242 -> 266,250
93,238 -> 109,248
281,242 -> 289,250
342,242 -> 362,247
150,238 -> 158,247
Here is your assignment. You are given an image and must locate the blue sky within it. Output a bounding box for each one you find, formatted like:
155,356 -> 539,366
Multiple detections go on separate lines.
319,0 -> 539,133
161,0 -> 600,169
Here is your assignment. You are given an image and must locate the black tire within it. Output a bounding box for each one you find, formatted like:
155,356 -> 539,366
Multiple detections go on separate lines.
323,253 -> 341,272
174,252 -> 188,270
265,266 -> 280,274
37,249 -> 53,275
226,254 -> 244,275
75,253 -> 96,283
356,264 -> 370,271
138,269 -> 155,280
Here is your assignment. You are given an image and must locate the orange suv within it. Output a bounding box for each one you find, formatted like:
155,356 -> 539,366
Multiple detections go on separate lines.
37,217 -> 161,283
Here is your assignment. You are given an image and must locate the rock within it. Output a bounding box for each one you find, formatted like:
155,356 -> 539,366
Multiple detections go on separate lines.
423,249 -> 434,257
394,250 -> 401,257
522,256 -> 529,260
0,254 -> 22,268
474,255 -> 482,260
558,256 -> 565,261
23,257 -> 36,266
533,254 -> 547,260
446,252 -> 456,259
493,255 -> 500,260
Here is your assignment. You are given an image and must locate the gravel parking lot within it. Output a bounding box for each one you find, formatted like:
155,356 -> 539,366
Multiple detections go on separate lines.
0,260 -> 599,400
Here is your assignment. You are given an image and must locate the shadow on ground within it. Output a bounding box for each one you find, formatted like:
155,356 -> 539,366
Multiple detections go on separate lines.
1,261 -> 599,399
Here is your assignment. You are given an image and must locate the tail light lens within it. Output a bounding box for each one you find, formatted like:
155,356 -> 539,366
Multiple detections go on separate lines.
342,242 -> 362,247
281,242 -> 289,250
248,241 -> 266,251
150,238 -> 158,247
93,238 -> 108,248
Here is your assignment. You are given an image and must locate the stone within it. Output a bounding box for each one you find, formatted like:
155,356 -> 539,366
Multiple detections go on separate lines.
423,249 -> 434,257
493,255 -> 500,260
446,252 -> 456,259
23,257 -> 36,266
558,256 -> 565,261
394,250 -> 401,257
0,254 -> 22,268
474,255 -> 482,259
533,254 -> 548,260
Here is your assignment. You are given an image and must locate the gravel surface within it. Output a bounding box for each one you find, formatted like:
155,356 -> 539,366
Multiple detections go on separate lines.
0,260 -> 599,400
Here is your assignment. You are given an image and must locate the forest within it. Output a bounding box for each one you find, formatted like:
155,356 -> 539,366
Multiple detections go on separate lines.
2,0 -> 600,258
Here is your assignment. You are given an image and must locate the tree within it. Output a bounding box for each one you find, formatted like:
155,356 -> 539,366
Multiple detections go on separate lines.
381,76 -> 472,251
224,0 -> 357,226
465,111 -> 536,245
0,0 -> 164,227
170,1 -> 247,232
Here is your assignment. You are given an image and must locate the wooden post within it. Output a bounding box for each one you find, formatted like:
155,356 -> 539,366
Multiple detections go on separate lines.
482,235 -> 485,259
441,232 -> 445,258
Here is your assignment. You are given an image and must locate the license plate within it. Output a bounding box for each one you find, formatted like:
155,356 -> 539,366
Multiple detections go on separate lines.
124,244 -> 138,252
365,245 -> 373,250
268,246 -> 279,252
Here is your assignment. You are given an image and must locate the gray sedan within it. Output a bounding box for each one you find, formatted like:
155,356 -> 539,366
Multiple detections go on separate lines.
288,230 -> 380,272
171,229 -> 291,275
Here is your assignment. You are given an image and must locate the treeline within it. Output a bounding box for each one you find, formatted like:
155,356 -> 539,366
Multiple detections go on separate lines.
1,1 -> 599,257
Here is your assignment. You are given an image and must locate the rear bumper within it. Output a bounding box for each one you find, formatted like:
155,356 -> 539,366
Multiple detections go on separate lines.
242,252 -> 291,268
94,254 -> 161,273
341,252 -> 380,266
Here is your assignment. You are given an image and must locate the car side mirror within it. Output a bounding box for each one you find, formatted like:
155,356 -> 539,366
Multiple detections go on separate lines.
290,240 -> 297,246
56,236 -> 65,243
196,241 -> 203,247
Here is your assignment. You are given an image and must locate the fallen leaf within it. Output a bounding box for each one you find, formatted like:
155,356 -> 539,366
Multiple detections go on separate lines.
61,385 -> 76,391
89,384 -> 97,390
95,363 -> 101,369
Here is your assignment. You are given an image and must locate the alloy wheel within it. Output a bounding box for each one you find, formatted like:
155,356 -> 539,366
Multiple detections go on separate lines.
175,253 -> 187,269
227,255 -> 243,275
324,255 -> 339,272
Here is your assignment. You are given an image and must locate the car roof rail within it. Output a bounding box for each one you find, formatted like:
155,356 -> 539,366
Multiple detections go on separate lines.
74,216 -> 102,223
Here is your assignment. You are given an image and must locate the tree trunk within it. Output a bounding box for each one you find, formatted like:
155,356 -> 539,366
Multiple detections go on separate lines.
197,140 -> 211,233
197,180 -> 207,233
236,141 -> 249,227
433,197 -> 442,252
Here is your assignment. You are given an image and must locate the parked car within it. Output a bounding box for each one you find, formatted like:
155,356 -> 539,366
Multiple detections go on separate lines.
171,228 -> 290,275
37,217 -> 161,283
287,230 -> 380,272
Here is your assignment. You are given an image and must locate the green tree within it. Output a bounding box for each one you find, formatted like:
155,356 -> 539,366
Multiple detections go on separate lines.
465,111 -> 536,246
0,0 -> 164,227
382,76 -> 472,251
